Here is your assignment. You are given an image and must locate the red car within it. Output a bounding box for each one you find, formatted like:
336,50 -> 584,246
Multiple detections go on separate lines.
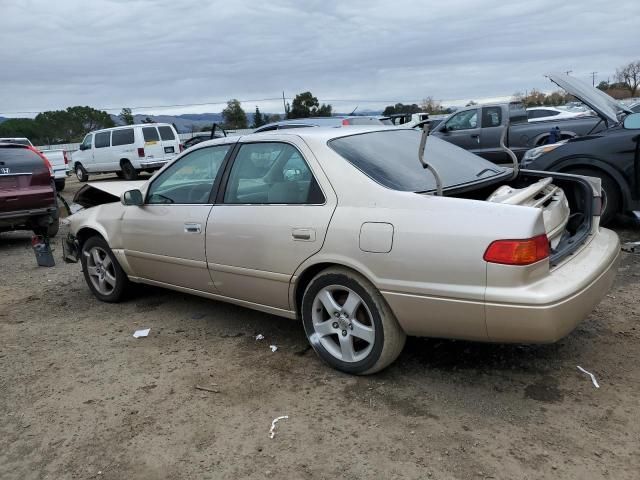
0,143 -> 59,237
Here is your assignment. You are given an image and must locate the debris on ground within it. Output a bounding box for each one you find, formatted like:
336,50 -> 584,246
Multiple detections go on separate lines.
255,334 -> 264,341
132,328 -> 150,338
577,366 -> 600,388
270,345 -> 278,352
621,241 -> 640,254
195,385 -> 220,393
269,415 -> 289,439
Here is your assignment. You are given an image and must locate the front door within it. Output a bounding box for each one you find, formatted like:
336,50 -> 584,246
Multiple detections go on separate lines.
91,130 -> 112,172
438,108 -> 481,152
206,140 -> 336,311
120,143 -> 233,291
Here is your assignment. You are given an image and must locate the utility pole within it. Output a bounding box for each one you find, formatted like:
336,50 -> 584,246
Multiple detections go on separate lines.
591,71 -> 597,86
564,70 -> 572,76
282,91 -> 287,119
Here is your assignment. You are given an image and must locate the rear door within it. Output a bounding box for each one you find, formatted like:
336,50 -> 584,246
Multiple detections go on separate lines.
110,128 -> 136,170
206,138 -> 336,311
0,146 -> 53,213
478,106 -> 507,164
157,125 -> 180,162
140,126 -> 165,164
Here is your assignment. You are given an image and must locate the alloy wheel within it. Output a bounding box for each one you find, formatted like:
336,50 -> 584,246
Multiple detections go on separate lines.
84,246 -> 117,295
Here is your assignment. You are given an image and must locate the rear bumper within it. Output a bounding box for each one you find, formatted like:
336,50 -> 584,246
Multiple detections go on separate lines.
138,160 -> 168,169
484,228 -> 620,343
0,206 -> 57,227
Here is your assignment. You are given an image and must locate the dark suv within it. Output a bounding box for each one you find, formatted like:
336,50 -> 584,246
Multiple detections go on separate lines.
0,144 -> 59,237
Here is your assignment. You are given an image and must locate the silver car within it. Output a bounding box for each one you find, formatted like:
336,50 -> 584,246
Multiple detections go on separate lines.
63,127 -> 620,374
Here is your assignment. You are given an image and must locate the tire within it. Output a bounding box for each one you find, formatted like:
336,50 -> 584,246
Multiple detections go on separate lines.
301,267 -> 406,375
54,179 -> 66,191
46,217 -> 59,237
81,236 -> 129,303
75,163 -> 88,182
120,160 -> 138,180
567,168 -> 620,225
116,171 -> 125,179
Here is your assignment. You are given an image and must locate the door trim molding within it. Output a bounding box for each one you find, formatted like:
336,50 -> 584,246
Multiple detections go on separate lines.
207,262 -> 290,283
125,249 -> 207,269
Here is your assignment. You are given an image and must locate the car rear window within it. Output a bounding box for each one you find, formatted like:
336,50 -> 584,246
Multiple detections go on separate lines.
142,127 -> 160,142
158,126 -> 176,141
112,128 -> 135,146
0,146 -> 45,172
328,129 -> 507,192
95,132 -> 111,148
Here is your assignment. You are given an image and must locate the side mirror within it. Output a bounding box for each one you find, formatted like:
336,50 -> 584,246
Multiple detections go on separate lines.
623,113 -> 640,130
79,144 -> 86,151
121,189 -> 143,206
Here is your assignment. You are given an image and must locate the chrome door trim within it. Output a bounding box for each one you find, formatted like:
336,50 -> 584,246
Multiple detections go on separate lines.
207,262 -> 291,283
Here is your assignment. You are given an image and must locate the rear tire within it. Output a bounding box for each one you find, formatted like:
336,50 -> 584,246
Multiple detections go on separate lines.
75,164 -> 88,182
301,267 -> 406,375
55,179 -> 66,191
121,160 -> 138,180
81,236 -> 129,302
567,168 -> 620,225
46,217 -> 59,237
116,171 -> 125,179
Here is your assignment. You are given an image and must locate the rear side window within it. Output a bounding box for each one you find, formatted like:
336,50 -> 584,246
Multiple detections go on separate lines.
481,107 -> 502,127
112,128 -> 135,146
142,127 -> 160,142
158,126 -> 176,141
94,132 -> 111,148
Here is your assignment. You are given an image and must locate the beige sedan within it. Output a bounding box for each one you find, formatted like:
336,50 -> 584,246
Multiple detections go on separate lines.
63,127 -> 620,374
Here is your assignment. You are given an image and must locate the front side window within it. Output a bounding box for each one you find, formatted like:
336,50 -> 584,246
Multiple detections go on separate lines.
94,131 -> 111,148
81,134 -> 93,149
481,107 -> 502,127
142,126 -> 160,142
112,128 -> 135,146
147,145 -> 231,204
224,142 -> 324,204
445,109 -> 478,131
158,126 -> 176,141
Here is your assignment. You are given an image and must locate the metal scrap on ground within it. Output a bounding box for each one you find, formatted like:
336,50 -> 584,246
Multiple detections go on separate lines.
577,366 -> 600,388
132,328 -> 150,338
269,415 -> 289,439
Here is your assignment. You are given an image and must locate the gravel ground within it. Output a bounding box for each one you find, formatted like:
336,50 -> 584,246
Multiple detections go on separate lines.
1,175 -> 639,479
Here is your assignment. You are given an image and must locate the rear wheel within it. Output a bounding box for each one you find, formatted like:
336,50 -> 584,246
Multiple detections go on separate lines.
301,267 -> 406,375
115,171 -> 125,179
55,179 -> 66,191
81,236 -> 129,302
46,217 -> 59,237
567,168 -> 620,225
75,163 -> 88,182
120,160 -> 138,180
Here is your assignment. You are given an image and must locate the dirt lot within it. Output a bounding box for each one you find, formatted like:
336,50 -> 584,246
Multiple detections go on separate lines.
1,175 -> 639,480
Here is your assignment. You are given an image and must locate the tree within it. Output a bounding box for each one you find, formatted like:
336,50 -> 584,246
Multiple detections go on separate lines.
252,106 -> 266,128
421,96 -> 444,114
289,91 -> 332,119
615,60 -> 640,97
382,103 -> 422,116
221,99 -> 248,129
119,107 -> 134,125
0,118 -> 41,143
465,100 -> 478,107
35,106 -> 114,144
142,116 -> 155,123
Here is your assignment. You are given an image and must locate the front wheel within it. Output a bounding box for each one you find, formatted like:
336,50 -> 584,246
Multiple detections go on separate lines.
301,267 -> 406,374
567,168 -> 620,225
75,164 -> 88,182
81,236 -> 129,302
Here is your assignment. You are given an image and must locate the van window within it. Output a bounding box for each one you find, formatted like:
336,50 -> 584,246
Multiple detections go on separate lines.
95,132 -> 111,148
142,127 -> 160,142
112,128 -> 135,146
158,126 -> 176,141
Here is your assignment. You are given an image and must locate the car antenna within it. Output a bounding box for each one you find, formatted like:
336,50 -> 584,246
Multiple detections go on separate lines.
418,123 -> 443,196
499,119 -> 519,179
349,106 -> 358,115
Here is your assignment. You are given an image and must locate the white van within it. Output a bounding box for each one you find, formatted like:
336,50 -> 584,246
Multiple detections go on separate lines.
72,123 -> 181,181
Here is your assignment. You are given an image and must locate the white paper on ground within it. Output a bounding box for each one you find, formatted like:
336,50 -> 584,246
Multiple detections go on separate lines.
269,345 -> 278,352
269,415 -> 289,439
255,334 -> 264,341
577,366 -> 600,388
133,328 -> 150,338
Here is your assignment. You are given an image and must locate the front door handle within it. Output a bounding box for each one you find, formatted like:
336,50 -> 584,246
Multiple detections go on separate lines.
184,223 -> 202,234
292,228 -> 315,241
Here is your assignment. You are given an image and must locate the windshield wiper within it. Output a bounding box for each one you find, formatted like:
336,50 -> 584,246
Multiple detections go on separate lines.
476,167 -> 501,177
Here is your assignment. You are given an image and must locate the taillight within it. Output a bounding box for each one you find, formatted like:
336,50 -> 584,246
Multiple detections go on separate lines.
137,148 -> 145,157
341,119 -> 350,126
29,146 -> 53,176
179,143 -> 185,152
484,234 -> 550,266
63,151 -> 69,164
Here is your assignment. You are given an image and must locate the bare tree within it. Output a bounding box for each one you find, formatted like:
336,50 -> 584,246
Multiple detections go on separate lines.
615,60 -> 640,97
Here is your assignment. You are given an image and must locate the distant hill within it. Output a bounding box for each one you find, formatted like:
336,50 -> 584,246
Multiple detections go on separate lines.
0,116 -> 8,124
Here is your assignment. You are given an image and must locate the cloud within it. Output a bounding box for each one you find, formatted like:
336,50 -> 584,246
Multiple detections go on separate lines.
1,0 -> 638,116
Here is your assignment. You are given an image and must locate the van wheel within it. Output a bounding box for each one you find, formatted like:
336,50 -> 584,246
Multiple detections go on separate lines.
121,161 -> 138,180
116,171 -> 124,179
81,236 -> 129,303
567,168 -> 620,225
301,267 -> 406,375
75,164 -> 88,182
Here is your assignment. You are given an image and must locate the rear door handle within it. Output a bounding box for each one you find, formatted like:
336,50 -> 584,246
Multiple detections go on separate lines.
184,223 -> 202,234
292,228 -> 315,241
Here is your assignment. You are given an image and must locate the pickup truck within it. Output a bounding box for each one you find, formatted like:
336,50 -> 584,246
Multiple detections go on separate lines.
429,102 -> 604,164
0,137 -> 70,190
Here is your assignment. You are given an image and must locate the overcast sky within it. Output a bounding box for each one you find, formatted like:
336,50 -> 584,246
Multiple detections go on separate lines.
1,0 -> 638,117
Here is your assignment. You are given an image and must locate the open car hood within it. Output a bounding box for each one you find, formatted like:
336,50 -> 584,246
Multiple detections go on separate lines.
73,180 -> 146,208
548,72 -> 632,126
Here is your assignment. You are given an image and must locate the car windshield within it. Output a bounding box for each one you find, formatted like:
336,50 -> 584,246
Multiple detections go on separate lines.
328,129 -> 507,192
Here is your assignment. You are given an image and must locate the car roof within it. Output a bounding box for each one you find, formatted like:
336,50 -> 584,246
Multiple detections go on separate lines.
255,116 -> 381,130
92,123 -> 174,133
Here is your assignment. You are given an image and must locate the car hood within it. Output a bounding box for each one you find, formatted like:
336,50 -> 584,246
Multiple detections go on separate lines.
548,72 -> 633,126
73,180 -> 146,208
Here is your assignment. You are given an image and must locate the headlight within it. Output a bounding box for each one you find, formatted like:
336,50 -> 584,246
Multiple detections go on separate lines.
523,142 -> 566,162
